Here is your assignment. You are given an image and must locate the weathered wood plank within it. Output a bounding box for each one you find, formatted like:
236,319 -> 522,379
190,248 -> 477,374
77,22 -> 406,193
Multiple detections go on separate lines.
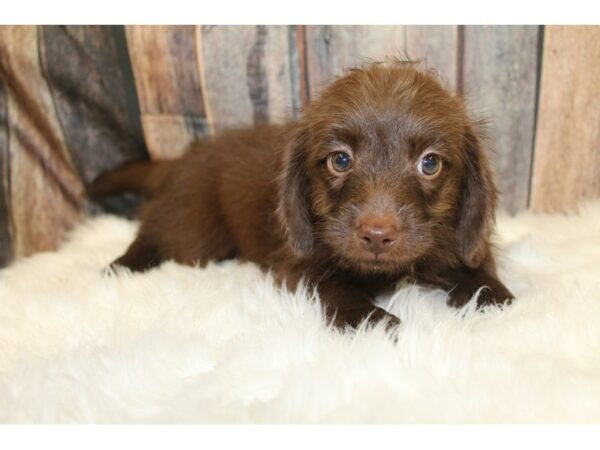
126,25 -> 206,116
199,25 -> 300,133
462,25 -> 539,214
530,26 -> 600,213
405,25 -> 459,91
0,26 -> 84,258
126,25 -> 209,158
305,26 -> 406,99
0,78 -> 13,266
39,26 -> 148,187
288,25 -> 309,113
141,115 -> 208,160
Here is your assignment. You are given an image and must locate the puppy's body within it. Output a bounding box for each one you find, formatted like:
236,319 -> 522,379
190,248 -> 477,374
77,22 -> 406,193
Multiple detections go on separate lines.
111,127 -> 288,270
92,62 -> 513,328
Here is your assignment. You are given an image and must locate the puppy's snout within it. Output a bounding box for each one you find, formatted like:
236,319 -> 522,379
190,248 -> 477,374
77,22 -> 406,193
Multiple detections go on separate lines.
357,219 -> 399,255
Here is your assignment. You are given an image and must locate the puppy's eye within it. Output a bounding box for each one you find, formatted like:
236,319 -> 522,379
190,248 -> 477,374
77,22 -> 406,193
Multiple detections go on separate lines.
327,151 -> 353,174
418,153 -> 442,177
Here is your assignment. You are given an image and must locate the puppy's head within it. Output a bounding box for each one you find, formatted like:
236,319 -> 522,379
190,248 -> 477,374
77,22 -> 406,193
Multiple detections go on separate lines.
278,62 -> 496,274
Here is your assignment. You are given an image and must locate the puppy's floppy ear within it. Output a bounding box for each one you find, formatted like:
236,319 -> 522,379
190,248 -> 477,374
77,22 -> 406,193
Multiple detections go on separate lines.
277,126 -> 314,257
456,124 -> 497,268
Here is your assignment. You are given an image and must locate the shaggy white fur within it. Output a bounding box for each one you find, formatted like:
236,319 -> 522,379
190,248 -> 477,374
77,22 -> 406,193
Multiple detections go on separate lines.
1,203 -> 600,423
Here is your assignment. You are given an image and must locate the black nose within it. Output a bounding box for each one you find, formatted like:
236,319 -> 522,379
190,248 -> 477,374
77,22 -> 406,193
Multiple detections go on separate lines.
357,223 -> 399,255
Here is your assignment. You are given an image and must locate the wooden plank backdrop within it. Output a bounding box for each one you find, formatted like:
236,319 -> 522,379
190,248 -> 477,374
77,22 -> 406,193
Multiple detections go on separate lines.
126,25 -> 210,159
0,25 -> 599,267
462,25 -> 539,214
530,26 -> 600,213
305,26 -> 406,99
405,25 -> 459,91
200,25 -> 302,132
0,78 -> 12,266
39,26 -> 148,188
0,26 -> 84,259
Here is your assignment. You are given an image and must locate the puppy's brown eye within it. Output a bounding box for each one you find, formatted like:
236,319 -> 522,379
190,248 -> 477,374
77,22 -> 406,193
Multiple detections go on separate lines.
327,151 -> 353,174
418,153 -> 442,177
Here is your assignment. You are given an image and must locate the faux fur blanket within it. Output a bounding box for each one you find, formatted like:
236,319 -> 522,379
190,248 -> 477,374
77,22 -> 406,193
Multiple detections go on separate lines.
1,204 -> 600,423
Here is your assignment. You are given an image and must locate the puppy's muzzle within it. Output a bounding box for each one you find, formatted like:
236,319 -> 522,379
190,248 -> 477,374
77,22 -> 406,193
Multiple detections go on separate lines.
356,217 -> 399,255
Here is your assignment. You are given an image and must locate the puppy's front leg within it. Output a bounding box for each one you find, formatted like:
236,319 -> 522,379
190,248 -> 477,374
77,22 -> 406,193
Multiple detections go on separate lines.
278,264 -> 400,329
421,265 -> 514,309
315,276 -> 400,329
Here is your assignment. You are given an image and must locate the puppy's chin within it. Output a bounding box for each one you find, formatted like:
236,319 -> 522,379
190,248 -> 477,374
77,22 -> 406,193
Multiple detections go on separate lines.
336,252 -> 415,276
354,259 -> 405,275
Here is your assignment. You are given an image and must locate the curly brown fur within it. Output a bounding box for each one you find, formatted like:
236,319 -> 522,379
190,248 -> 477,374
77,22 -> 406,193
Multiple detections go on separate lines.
92,61 -> 514,330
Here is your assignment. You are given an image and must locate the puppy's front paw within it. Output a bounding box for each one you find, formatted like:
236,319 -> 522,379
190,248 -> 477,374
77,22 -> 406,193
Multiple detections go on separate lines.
367,308 -> 402,330
474,284 -> 514,308
333,306 -> 401,330
447,282 -> 514,309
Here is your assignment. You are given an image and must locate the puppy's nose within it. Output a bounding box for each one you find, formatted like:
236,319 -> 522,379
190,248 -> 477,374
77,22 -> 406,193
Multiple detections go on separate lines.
357,223 -> 399,255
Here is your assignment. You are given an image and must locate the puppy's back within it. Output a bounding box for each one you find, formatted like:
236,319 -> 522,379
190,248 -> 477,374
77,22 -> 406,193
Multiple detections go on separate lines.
92,124 -> 291,268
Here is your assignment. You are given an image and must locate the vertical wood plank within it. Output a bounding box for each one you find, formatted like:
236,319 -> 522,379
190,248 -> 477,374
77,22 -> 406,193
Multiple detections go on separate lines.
39,26 -> 148,187
462,25 -> 539,214
0,78 -> 13,266
199,25 -> 301,133
126,25 -> 209,159
288,25 -> 309,113
305,26 -> 406,99
530,26 -> 600,213
0,26 -> 84,258
405,25 -> 459,91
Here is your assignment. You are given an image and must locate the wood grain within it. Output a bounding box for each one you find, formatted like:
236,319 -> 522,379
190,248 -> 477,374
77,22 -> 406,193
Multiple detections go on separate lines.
530,26 -> 600,213
141,115 -> 208,159
39,26 -> 148,186
305,26 -> 406,99
405,25 -> 459,91
126,25 -> 209,158
199,25 -> 301,133
462,25 -> 540,214
0,78 -> 13,266
0,26 -> 84,258
289,25 -> 309,112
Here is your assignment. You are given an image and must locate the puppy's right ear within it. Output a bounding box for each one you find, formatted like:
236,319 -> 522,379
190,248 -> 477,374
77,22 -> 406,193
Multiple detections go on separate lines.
456,124 -> 497,268
277,126 -> 314,257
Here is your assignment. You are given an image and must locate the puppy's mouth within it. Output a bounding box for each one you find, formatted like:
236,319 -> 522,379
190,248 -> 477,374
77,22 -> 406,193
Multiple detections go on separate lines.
342,253 -> 408,274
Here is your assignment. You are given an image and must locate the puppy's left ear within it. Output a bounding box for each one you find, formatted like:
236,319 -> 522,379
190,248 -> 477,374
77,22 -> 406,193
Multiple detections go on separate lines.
456,124 -> 497,268
276,126 -> 314,257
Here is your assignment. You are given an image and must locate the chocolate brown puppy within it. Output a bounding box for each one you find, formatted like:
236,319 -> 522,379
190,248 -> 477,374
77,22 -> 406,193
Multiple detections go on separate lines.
91,61 -> 514,329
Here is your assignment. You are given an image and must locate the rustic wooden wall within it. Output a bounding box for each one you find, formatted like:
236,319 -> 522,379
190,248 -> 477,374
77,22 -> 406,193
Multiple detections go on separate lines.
0,77 -> 12,266
126,25 -> 209,159
0,25 -> 598,267
39,26 -> 147,185
530,26 -> 600,213
462,26 -> 540,214
0,26 -> 84,259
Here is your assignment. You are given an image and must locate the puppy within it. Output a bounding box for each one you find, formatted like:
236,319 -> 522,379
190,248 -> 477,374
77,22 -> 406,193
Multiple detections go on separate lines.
91,61 -> 514,329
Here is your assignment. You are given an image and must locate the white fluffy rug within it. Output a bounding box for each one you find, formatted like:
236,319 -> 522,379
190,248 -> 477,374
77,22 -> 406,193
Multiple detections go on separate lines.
1,204 -> 600,424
